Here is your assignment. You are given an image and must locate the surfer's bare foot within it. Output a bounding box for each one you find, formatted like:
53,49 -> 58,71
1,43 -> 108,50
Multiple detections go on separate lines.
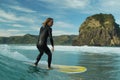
47,67 -> 53,70
33,63 -> 38,67
47,67 -> 51,70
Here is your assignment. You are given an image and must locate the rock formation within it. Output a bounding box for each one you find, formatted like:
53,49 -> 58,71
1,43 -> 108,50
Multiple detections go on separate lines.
73,13 -> 120,46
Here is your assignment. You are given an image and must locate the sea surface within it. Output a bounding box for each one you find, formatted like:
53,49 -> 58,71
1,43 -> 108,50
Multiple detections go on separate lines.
0,44 -> 120,80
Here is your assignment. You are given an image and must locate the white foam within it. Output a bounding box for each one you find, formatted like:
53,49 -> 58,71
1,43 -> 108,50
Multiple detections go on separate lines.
11,45 -> 37,50
55,46 -> 120,54
1,44 -> 120,55
0,44 -> 30,61
39,61 -> 48,64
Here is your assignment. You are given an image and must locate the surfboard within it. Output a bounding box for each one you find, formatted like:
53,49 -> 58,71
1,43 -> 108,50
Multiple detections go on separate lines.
23,61 -> 87,74
52,64 -> 87,73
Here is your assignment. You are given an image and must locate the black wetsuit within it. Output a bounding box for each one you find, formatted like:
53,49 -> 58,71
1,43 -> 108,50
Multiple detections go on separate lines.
35,25 -> 54,68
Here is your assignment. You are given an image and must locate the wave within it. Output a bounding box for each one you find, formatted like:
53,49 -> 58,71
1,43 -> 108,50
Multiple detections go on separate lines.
0,44 -> 49,65
11,45 -> 37,50
0,44 -> 120,55
0,44 -> 30,61
9,45 -> 120,54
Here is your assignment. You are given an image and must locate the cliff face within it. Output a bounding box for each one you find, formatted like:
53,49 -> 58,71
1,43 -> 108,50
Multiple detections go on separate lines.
73,13 -> 120,46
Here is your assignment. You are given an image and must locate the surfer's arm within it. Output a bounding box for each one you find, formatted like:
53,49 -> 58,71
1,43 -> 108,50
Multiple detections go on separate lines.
37,27 -> 42,45
48,28 -> 54,47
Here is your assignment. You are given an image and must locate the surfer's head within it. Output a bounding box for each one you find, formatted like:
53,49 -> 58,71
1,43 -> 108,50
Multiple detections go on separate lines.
43,18 -> 54,27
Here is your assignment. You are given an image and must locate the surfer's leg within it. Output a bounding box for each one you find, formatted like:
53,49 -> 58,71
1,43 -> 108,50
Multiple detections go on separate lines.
45,46 -> 52,68
36,51 -> 44,62
35,52 -> 44,66
35,45 -> 44,66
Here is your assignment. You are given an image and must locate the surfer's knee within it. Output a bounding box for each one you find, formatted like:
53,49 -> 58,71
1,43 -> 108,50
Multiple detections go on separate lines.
48,52 -> 52,57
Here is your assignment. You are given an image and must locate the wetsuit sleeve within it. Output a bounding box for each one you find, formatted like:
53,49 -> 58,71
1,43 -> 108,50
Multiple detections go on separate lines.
48,28 -> 54,47
37,27 -> 42,45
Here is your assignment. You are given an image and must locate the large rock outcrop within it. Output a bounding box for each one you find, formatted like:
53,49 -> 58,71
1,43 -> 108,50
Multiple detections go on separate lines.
73,13 -> 120,46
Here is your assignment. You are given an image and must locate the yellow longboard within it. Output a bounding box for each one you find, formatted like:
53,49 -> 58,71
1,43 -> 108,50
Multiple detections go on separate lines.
53,65 -> 87,73
24,61 -> 87,74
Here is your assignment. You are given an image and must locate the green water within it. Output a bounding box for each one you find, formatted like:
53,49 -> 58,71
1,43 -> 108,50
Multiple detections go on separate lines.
0,44 -> 120,80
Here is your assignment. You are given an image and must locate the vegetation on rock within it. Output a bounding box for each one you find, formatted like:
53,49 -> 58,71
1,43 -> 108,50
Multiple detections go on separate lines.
73,13 -> 120,46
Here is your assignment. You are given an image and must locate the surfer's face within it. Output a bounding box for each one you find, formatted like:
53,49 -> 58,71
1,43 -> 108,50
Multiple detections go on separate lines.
47,20 -> 53,27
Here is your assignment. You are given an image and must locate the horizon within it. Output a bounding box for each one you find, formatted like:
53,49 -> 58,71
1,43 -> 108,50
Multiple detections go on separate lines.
0,0 -> 120,37
0,33 -> 77,37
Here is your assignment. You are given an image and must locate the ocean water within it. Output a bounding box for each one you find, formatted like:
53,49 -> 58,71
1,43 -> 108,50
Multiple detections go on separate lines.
0,44 -> 120,80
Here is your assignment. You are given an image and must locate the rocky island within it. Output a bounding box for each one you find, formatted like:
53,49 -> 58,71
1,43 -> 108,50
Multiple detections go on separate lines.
73,13 -> 120,46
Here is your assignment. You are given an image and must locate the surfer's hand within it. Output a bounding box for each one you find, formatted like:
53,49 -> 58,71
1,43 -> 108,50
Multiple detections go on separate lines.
51,47 -> 54,52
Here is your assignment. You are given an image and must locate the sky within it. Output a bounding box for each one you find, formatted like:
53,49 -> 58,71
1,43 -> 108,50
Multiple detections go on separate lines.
0,0 -> 120,37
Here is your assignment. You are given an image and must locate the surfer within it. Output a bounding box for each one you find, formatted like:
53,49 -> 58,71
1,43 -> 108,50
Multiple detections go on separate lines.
34,18 -> 54,69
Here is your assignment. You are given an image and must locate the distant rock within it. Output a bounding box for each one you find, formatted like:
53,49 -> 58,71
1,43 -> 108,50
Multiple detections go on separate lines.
72,13 -> 120,46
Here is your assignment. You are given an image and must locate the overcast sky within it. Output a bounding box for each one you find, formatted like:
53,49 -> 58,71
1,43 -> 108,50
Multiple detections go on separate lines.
0,0 -> 120,37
